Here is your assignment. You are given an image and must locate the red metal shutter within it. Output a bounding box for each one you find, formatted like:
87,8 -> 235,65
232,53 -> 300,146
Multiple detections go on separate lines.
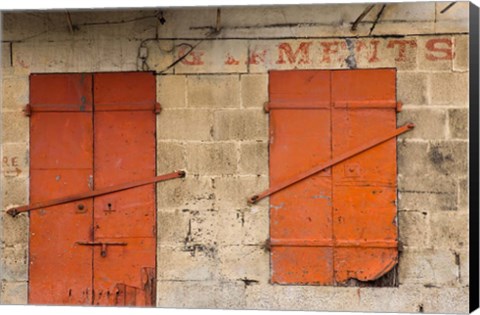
269,69 -> 398,285
92,72 -> 157,306
29,73 -> 94,304
28,72 -> 157,306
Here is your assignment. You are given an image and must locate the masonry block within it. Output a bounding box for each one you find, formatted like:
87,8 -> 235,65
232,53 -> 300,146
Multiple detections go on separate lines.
157,245 -> 217,281
0,281 -> 27,305
156,280 -> 216,308
239,142 -> 268,175
157,280 -> 245,309
213,110 -> 268,141
185,143 -> 237,175
1,111 -> 28,143
2,212 -> 28,247
2,76 -> 28,110
157,209 -> 191,246
245,284 -> 280,310
448,108 -> 468,139
453,35 -> 468,71
241,74 -> 268,108
430,212 -> 468,250
156,209 -> 218,246
187,75 -> 241,108
216,207 -> 269,246
434,1 -> 469,33
427,141 -> 468,176
157,142 -> 185,174
396,72 -> 428,105
157,75 -> 186,109
429,72 -> 468,105
398,249 -> 459,286
355,287 -> 426,313
422,287 -> 468,313
1,244 -> 28,282
2,176 -> 28,207
214,281 -> 247,309
273,286 -> 360,311
398,108 -> 446,139
156,109 -> 213,141
398,140 -> 467,178
157,176 -> 214,210
398,210 -> 430,248
215,175 -> 269,209
187,209 -> 218,246
217,245 -> 269,282
1,143 -> 29,178
397,175 -> 458,211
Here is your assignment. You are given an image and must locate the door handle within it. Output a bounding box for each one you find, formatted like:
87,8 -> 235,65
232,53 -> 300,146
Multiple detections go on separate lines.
76,241 -> 127,257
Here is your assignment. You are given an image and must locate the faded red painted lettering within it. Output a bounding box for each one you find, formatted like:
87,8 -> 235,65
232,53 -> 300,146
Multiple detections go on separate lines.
320,41 -> 343,63
178,46 -> 205,65
425,38 -> 454,60
276,42 -> 312,64
247,49 -> 267,65
225,53 -> 240,65
386,40 -> 417,62
367,40 -> 380,63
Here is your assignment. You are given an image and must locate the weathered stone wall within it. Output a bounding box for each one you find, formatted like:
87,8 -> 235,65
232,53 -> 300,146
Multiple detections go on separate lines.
0,2 -> 470,312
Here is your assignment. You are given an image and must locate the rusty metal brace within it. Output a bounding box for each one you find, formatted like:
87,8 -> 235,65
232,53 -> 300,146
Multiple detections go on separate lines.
76,241 -> 127,257
247,123 -> 414,204
6,170 -> 186,217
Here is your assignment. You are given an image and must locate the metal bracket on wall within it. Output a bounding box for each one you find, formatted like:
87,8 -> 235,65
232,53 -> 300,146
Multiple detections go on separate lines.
6,170 -> 186,217
23,104 -> 32,116
247,123 -> 415,204
155,102 -> 162,114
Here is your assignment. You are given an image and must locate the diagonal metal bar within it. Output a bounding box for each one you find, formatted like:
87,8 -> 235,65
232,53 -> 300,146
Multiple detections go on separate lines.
6,170 -> 186,217
351,4 -> 375,31
247,123 -> 414,204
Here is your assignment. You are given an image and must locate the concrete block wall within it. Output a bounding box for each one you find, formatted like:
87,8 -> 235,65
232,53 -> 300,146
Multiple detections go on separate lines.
0,2 -> 470,312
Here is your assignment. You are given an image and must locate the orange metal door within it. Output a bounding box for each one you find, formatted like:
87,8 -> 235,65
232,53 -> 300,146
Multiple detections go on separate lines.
269,69 -> 398,285
29,74 -> 94,304
28,72 -> 157,305
92,73 -> 156,306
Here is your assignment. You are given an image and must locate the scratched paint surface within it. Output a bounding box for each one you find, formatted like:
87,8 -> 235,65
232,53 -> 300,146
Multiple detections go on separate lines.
28,72 -> 157,306
269,69 -> 398,285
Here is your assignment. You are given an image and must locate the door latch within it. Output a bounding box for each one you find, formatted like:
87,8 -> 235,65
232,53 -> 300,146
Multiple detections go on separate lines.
76,241 -> 127,257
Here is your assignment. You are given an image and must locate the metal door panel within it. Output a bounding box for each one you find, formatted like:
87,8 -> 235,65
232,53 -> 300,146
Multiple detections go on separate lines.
30,73 -> 93,112
92,238 -> 156,306
92,73 -> 156,306
271,247 -> 334,284
94,72 -> 156,106
29,110 -> 93,305
269,71 -> 333,284
269,69 -> 398,285
30,112 -> 93,170
331,70 -> 398,283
